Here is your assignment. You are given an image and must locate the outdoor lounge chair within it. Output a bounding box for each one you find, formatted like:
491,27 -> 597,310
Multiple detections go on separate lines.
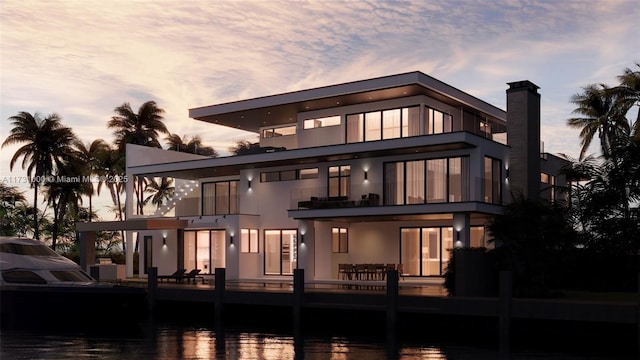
183,269 -> 205,284
158,268 -> 186,283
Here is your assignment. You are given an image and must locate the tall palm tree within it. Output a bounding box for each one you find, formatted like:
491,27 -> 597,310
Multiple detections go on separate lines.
44,160 -> 86,250
165,133 -> 218,156
108,101 -> 168,215
2,112 -> 78,240
95,144 -> 127,252
74,139 -> 109,222
567,84 -> 630,160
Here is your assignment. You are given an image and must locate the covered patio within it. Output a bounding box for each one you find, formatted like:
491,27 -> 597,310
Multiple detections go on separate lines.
76,218 -> 189,277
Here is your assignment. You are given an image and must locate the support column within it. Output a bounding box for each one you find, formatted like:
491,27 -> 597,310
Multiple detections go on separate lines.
79,231 -> 96,272
126,231 -> 135,278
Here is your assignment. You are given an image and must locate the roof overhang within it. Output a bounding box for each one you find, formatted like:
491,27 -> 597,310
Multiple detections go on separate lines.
76,218 -> 189,232
189,71 -> 506,133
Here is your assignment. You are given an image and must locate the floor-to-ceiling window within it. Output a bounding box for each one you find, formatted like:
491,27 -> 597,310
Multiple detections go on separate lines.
400,226 -> 485,276
346,106 -> 420,143
184,230 -> 225,274
202,180 -> 239,215
264,230 -> 297,275
384,157 -> 469,205
484,157 -> 502,204
400,227 -> 451,276
328,165 -> 350,198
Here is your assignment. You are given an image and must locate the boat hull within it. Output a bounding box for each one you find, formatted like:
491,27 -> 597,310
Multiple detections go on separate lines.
1,284 -> 147,329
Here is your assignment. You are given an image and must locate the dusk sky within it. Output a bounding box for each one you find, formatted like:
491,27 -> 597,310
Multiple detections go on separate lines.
1,0 -> 638,218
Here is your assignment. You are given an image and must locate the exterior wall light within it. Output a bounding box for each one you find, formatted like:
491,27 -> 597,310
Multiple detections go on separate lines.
230,235 -> 234,244
301,234 -> 305,244
456,230 -> 460,241
163,237 -> 167,246
248,180 -> 252,189
505,169 -> 510,179
364,170 -> 368,181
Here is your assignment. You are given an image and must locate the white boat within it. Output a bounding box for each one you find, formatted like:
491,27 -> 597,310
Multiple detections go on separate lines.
0,236 -> 103,286
0,236 -> 146,329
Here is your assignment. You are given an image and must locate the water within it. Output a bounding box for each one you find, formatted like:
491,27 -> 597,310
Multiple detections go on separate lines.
1,320 -> 634,360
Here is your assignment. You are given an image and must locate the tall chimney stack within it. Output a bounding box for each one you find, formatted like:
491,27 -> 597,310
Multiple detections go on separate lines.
506,80 -> 541,201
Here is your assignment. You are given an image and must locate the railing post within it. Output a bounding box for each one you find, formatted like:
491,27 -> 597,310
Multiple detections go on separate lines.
214,268 -> 226,325
499,271 -> 512,360
147,267 -> 158,314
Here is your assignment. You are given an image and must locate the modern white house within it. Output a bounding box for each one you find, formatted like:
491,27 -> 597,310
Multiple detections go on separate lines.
78,72 -> 567,281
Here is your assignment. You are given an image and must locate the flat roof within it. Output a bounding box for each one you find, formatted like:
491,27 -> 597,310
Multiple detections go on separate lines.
189,71 -> 506,133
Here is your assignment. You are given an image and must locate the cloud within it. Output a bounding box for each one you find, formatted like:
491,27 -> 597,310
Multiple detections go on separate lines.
1,0 -> 637,217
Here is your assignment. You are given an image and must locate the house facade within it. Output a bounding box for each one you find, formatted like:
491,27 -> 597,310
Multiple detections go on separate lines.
111,72 -> 566,281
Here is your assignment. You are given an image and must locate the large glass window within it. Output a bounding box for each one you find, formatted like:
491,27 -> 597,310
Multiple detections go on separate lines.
448,157 -> 469,202
425,108 -> 453,135
427,159 -> 447,203
262,125 -> 296,138
202,180 -> 239,215
264,230 -> 297,275
484,157 -> 502,204
304,116 -> 341,129
241,229 -> 259,253
331,227 -> 348,253
400,227 -> 454,277
365,111 -> 381,141
384,162 -> 404,205
384,157 -> 469,205
328,165 -> 350,198
406,160 -> 425,204
346,114 -> 364,143
184,230 -> 225,274
347,106 -> 420,143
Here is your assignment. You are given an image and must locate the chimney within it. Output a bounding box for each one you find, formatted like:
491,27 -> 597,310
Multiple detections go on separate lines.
506,80 -> 541,201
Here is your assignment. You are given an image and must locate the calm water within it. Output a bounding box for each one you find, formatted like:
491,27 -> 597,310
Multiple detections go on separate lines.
0,320 -> 634,360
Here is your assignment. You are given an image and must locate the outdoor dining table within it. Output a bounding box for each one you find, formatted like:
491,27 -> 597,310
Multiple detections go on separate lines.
339,263 -> 400,280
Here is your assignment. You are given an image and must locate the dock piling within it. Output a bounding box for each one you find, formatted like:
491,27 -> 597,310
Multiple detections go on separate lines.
499,271 -> 512,359
293,269 -> 304,333
148,267 -> 158,314
214,268 -> 226,326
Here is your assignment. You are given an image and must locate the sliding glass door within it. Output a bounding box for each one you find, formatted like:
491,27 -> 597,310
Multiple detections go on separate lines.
264,230 -> 298,275
184,230 -> 225,274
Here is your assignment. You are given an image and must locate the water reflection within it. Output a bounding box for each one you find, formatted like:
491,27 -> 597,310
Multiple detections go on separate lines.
0,322 -> 632,360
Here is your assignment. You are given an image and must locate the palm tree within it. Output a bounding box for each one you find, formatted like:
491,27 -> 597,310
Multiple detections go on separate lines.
44,163 -> 85,250
2,112 -> 78,240
230,140 -> 263,155
165,133 -> 218,156
108,101 -> 168,151
567,84 -> 630,160
95,144 -> 127,252
74,139 -> 109,222
108,101 -> 168,215
0,183 -> 27,236
615,62 -> 640,135
144,177 -> 175,209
